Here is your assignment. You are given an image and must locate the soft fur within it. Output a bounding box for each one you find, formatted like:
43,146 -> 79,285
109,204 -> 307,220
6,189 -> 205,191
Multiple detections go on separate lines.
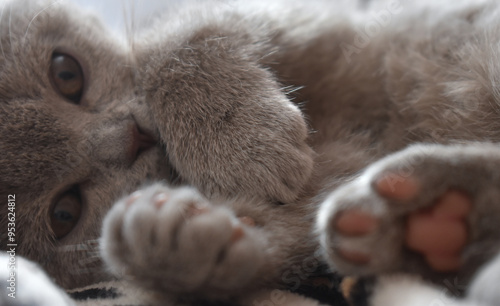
1,0 -> 500,305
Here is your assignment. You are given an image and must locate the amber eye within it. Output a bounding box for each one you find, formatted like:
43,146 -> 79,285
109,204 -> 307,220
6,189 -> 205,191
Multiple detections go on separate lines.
50,186 -> 82,239
50,53 -> 84,103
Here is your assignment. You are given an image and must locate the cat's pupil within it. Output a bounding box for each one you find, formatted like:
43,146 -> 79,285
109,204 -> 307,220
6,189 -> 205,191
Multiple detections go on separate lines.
50,189 -> 82,239
54,210 -> 73,222
58,71 -> 75,81
49,52 -> 84,103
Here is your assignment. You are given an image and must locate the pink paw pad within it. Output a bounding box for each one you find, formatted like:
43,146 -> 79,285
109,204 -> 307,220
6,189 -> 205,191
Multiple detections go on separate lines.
406,190 -> 471,272
334,173 -> 472,272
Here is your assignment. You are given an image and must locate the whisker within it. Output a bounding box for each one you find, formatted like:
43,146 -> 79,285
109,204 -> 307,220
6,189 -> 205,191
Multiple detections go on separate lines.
0,3 -> 6,60
8,4 -> 19,69
23,0 -> 62,40
284,85 -> 304,95
57,239 -> 100,253
124,97 -> 137,105
122,0 -> 136,51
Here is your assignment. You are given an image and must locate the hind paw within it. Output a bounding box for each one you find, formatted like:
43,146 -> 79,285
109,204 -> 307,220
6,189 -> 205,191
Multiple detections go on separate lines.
318,144 -> 500,279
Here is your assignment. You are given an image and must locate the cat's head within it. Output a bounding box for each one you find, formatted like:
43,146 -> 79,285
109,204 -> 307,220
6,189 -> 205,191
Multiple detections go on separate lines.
0,0 -> 317,290
0,0 -> 172,288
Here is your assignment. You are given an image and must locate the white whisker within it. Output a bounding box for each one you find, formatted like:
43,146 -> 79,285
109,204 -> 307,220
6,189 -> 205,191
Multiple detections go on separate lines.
124,97 -> 137,105
8,4 -> 18,69
0,4 -> 6,60
122,0 -> 136,51
23,0 -> 62,40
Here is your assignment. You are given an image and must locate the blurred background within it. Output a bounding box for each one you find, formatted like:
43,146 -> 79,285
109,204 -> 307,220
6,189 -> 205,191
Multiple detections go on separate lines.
68,0 -> 185,38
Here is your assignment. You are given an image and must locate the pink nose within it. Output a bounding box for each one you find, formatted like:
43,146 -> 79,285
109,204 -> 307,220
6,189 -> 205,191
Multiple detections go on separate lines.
128,124 -> 157,162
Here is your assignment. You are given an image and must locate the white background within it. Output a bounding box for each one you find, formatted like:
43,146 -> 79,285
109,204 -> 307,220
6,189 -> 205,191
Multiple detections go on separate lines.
68,0 -> 184,37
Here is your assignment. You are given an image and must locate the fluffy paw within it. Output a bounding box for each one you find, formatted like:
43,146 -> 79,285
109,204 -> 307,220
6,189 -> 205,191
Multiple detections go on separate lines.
318,144 -> 500,280
140,24 -> 314,203
100,184 -> 263,296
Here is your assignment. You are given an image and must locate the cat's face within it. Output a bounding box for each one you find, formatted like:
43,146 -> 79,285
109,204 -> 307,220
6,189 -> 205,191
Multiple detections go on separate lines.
0,0 -> 319,291
0,0 -> 173,288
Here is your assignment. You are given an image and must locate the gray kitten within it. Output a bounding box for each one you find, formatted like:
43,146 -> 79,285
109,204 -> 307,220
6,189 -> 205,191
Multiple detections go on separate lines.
1,0 -> 500,305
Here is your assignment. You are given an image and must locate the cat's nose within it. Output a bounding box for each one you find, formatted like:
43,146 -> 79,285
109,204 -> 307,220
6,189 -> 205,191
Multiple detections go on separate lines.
128,124 -> 157,163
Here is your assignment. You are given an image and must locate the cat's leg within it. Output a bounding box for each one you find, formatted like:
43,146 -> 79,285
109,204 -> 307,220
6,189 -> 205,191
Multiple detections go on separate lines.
100,183 -> 267,302
317,143 -> 500,283
138,16 -> 314,204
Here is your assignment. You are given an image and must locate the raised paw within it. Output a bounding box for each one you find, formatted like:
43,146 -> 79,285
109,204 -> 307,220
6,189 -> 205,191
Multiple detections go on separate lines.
317,144 -> 500,282
405,188 -> 470,272
100,184 -> 263,297
140,29 -> 314,203
336,177 -> 470,272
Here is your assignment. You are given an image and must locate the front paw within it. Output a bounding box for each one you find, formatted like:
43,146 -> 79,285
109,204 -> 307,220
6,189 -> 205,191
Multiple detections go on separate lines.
318,144 -> 500,282
140,29 -> 314,203
100,184 -> 264,297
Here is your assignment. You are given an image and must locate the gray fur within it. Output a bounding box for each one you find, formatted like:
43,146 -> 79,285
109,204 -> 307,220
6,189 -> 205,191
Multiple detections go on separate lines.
1,0 -> 500,305
317,144 -> 500,304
